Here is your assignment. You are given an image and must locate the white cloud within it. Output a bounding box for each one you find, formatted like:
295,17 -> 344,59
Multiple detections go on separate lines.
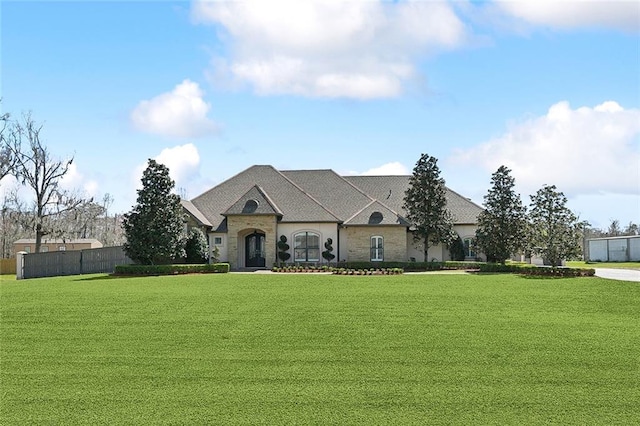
131,80 -> 218,138
192,0 -> 468,99
133,144 -> 202,195
60,162 -> 99,198
155,143 -> 201,185
346,161 -> 410,176
451,100 -> 640,197
495,0 -> 639,32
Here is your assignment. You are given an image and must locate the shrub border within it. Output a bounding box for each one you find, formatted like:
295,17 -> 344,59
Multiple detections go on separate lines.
272,261 -> 595,278
114,263 -> 230,276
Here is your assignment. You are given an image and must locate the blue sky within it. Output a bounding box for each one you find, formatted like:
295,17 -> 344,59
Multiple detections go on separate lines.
2,0 -> 639,229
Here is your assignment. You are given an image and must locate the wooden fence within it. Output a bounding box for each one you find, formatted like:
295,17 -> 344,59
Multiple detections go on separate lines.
21,246 -> 133,279
1,258 -> 16,275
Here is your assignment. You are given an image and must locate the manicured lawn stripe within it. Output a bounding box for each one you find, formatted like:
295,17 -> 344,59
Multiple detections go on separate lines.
1,273 -> 639,424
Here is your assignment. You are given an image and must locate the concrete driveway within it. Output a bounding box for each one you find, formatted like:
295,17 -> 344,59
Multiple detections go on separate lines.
594,268 -> 640,282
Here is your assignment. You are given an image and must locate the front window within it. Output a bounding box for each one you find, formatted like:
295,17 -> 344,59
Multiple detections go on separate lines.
294,232 -> 320,262
463,238 -> 476,258
371,236 -> 384,261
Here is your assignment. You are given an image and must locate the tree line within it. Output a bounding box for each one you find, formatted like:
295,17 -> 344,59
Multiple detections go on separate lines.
0,110 -> 125,257
403,153 -> 636,267
2,108 -> 632,265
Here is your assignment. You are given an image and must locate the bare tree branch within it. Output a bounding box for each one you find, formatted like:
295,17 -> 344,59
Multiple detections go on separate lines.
7,112 -> 86,252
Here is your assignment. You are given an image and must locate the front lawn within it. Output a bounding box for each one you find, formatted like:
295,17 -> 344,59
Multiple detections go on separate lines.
567,260 -> 640,270
1,273 -> 638,424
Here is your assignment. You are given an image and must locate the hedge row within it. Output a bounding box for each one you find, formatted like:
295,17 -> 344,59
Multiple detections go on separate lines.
272,265 -> 403,275
334,261 -> 595,277
272,265 -> 331,273
114,263 -> 230,276
332,268 -> 403,275
477,263 -> 595,277
335,261 -> 480,271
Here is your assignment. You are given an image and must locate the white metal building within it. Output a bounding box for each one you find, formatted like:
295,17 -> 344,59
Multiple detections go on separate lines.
587,235 -> 640,262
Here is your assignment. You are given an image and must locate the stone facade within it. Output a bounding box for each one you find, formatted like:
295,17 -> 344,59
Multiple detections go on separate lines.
226,215 -> 278,269
344,226 -> 407,262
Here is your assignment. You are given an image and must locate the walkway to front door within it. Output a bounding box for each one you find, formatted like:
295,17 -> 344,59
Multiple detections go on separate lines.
245,231 -> 266,267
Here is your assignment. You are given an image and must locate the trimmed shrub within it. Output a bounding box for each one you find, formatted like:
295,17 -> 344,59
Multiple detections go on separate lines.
114,263 -> 230,276
277,235 -> 291,263
322,238 -> 336,264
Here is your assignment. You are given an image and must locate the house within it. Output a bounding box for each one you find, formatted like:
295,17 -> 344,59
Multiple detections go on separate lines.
182,165 -> 484,269
14,238 -> 103,254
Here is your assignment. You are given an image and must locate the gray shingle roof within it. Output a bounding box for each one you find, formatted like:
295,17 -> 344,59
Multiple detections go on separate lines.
280,169 -> 373,221
343,175 -> 483,224
223,185 -> 284,216
181,200 -> 213,227
186,166 -> 483,231
344,199 -> 411,226
190,165 -> 340,231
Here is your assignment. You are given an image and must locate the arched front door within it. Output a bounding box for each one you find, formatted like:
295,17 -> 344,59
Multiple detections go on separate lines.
245,231 -> 266,267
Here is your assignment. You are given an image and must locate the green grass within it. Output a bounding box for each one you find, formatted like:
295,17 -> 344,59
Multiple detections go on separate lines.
2,273 -> 639,425
567,261 -> 640,270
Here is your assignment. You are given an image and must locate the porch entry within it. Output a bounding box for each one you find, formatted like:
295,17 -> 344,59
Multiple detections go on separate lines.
245,231 -> 266,267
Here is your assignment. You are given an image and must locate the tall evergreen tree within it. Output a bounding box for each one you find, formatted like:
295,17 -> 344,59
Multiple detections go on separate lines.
403,153 -> 454,261
474,165 -> 527,263
528,184 -> 581,267
184,227 -> 209,264
123,159 -> 185,264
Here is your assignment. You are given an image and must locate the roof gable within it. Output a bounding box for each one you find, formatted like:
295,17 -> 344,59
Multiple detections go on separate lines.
344,175 -> 483,224
344,199 -> 410,226
181,199 -> 213,227
223,185 -> 283,216
280,169 -> 374,222
190,165 -> 340,230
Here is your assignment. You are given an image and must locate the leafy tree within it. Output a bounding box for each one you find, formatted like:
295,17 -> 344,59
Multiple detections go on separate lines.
403,153 -> 454,261
6,113 -> 85,252
184,227 -> 209,264
528,184 -> 581,267
449,234 -> 466,261
322,237 -> 335,264
277,235 -> 291,264
474,165 -> 528,263
123,159 -> 185,264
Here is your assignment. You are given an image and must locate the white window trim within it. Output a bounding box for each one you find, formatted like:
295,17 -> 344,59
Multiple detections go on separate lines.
293,231 -> 321,262
371,235 -> 384,262
463,237 -> 476,258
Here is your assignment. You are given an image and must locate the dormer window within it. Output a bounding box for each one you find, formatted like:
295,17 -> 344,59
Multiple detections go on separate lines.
369,211 -> 383,224
242,199 -> 259,213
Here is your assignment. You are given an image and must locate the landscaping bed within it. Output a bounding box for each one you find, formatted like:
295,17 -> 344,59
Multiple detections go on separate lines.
272,261 -> 595,277
114,263 -> 230,276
